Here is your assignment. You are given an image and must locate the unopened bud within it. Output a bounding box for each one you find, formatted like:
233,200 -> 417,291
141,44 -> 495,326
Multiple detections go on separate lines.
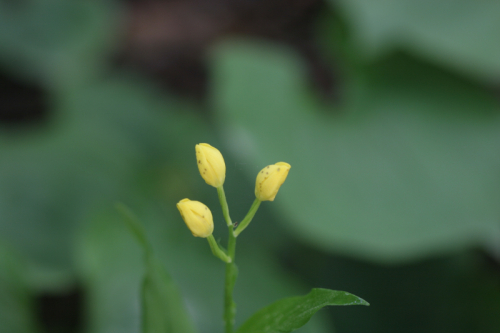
255,162 -> 291,201
177,199 -> 214,238
196,143 -> 226,187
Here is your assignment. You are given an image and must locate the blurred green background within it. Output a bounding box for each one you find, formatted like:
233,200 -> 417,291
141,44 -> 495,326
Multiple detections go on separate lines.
1,0 -> 499,332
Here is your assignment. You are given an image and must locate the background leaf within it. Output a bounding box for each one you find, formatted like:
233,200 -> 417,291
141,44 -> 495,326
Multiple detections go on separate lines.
141,256 -> 196,333
0,244 -> 38,333
212,40 -> 500,262
331,0 -> 500,80
117,203 -> 196,333
0,0 -> 116,88
236,288 -> 368,333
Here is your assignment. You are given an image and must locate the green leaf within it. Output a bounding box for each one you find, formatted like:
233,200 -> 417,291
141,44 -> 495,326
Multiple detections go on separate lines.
0,75 -> 202,281
142,256 -> 196,333
116,204 -> 196,333
115,202 -> 151,254
212,41 -> 500,262
0,244 -> 38,333
236,288 -> 368,333
76,209 -> 144,333
0,0 -> 117,87
331,0 -> 500,80
289,249 -> 500,333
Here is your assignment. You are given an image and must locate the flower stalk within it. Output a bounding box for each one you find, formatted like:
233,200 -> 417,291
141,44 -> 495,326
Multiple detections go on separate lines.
217,186 -> 232,227
177,143 -> 291,333
224,223 -> 238,333
234,199 -> 261,237
207,235 -> 231,263
216,185 -> 238,333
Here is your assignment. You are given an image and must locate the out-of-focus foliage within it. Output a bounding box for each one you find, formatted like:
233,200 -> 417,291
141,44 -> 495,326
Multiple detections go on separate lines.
117,204 -> 196,333
0,0 -> 499,333
0,243 -> 38,333
0,0 -> 115,88
212,40 -> 500,262
333,0 -> 500,80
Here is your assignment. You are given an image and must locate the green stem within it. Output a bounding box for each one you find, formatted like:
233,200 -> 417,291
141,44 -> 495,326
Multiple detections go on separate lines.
217,186 -> 232,227
224,225 -> 237,333
234,199 -> 261,237
207,235 -> 231,263
217,185 -> 238,333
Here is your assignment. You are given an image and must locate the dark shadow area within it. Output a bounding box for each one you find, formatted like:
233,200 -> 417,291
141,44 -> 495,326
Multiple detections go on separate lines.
0,71 -> 48,129
36,286 -> 84,333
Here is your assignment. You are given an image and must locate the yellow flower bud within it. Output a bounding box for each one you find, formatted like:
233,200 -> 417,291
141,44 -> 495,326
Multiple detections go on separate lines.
196,143 -> 226,187
177,199 -> 214,238
255,162 -> 291,201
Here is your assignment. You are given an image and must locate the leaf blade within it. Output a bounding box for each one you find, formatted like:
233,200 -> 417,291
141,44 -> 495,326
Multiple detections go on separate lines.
212,41 -> 500,263
116,204 -> 196,333
115,202 -> 151,253
236,288 -> 368,333
142,256 -> 196,333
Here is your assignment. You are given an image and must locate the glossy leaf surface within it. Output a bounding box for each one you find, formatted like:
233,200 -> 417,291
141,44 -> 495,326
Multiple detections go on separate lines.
237,288 -> 368,333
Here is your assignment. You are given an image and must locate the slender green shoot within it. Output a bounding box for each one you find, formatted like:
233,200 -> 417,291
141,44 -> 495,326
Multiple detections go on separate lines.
207,235 -> 231,263
234,199 -> 261,237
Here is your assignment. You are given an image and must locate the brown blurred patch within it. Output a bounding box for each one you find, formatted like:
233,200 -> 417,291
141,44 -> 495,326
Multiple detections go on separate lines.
119,0 -> 338,101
